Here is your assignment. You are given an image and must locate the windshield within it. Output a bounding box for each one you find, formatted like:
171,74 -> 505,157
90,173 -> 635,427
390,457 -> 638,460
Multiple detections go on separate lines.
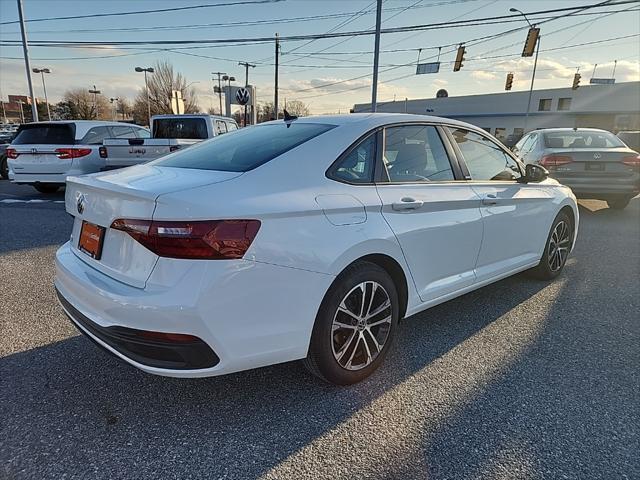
153,122 -> 336,172
12,124 -> 76,145
153,118 -> 208,139
544,130 -> 625,149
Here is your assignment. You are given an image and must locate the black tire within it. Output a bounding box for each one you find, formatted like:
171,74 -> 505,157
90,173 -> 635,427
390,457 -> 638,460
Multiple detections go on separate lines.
33,184 -> 60,194
304,261 -> 400,385
0,155 -> 8,180
529,211 -> 573,280
606,196 -> 632,210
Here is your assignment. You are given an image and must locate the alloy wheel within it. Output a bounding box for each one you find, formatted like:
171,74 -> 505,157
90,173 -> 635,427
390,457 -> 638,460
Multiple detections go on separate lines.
548,220 -> 571,272
331,281 -> 392,371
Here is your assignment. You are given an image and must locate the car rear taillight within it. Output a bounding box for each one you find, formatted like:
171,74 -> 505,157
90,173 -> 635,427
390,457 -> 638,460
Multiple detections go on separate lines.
6,148 -> 18,159
55,148 -> 92,159
99,146 -> 108,158
110,219 -> 261,259
540,155 -> 573,167
621,155 -> 640,167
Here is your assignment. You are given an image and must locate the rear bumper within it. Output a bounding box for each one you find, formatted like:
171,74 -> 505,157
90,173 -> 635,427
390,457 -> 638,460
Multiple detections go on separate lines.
551,175 -> 640,198
54,241 -> 333,378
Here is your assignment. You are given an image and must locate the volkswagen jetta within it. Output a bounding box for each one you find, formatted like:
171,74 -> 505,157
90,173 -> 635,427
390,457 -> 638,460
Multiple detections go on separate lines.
55,114 -> 578,385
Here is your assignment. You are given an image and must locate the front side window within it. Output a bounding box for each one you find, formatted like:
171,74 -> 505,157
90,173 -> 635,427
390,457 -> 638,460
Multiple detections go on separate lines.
154,122 -> 335,172
382,125 -> 454,183
81,126 -> 111,145
227,122 -> 238,131
136,128 -> 151,138
328,133 -> 376,184
448,128 -> 522,181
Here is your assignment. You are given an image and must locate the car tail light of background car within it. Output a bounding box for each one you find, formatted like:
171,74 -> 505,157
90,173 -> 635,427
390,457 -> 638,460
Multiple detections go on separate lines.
55,148 -> 92,159
540,155 -> 574,167
621,155 -> 640,168
110,219 -> 261,259
6,148 -> 18,159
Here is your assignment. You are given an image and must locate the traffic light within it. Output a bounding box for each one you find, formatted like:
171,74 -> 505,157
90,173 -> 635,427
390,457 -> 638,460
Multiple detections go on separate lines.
522,27 -> 540,57
505,73 -> 514,91
572,73 -> 581,90
453,45 -> 466,72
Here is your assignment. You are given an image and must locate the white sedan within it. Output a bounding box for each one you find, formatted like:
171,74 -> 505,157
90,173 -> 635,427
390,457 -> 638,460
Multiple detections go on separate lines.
55,113 -> 578,385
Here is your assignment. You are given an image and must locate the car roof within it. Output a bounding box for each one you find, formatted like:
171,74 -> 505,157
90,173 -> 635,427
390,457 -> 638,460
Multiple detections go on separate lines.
533,128 -> 614,134
18,120 -> 143,139
152,114 -> 238,122
259,112 -> 479,131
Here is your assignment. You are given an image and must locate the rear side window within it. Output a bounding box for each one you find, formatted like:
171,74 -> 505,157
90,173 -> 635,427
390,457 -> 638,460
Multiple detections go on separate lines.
328,133 -> 376,184
215,120 -> 228,135
154,123 -> 335,172
153,118 -> 208,139
81,126 -> 112,145
12,124 -> 75,145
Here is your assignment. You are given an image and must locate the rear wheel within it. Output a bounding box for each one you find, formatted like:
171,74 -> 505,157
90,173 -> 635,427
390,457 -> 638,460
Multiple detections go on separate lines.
0,155 -> 7,180
33,184 -> 60,194
529,211 -> 573,280
606,196 -> 632,210
304,261 -> 399,385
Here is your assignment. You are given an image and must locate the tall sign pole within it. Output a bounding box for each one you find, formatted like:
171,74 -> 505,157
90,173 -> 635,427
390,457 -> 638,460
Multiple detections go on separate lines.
17,0 -> 38,122
370,0 -> 383,113
238,61 -> 255,126
523,34 -> 540,133
274,33 -> 280,120
211,71 -> 226,115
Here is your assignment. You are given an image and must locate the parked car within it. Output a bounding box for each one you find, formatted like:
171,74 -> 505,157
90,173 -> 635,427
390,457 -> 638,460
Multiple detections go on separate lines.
0,131 -> 17,179
101,114 -> 238,169
6,120 -> 149,193
513,128 -> 640,209
55,113 -> 578,385
616,130 -> 640,152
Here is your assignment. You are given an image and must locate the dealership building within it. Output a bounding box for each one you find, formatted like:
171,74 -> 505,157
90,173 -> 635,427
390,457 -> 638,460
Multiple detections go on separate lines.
352,81 -> 640,143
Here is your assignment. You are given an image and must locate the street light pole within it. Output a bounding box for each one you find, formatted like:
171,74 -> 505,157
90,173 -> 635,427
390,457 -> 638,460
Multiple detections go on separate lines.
17,101 -> 25,123
510,7 -> 539,132
274,33 -> 280,120
371,0 -> 383,113
110,98 -> 119,121
135,67 -> 154,126
33,68 -> 51,120
17,0 -> 38,122
238,61 -> 255,126
211,72 -> 226,115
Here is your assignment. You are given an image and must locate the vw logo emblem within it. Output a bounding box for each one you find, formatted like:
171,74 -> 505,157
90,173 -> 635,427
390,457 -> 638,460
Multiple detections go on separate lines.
593,152 -> 601,159
76,194 -> 86,215
235,87 -> 250,106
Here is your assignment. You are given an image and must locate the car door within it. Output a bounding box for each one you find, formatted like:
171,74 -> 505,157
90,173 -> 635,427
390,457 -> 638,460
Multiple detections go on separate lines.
446,127 -> 555,282
375,124 -> 484,303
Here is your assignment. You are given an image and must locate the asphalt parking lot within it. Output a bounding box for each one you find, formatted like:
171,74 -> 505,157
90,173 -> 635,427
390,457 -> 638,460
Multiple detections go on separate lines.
1,180 -> 639,480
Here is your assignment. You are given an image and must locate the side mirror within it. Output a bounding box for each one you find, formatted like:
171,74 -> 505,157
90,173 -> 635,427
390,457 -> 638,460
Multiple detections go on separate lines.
522,163 -> 549,183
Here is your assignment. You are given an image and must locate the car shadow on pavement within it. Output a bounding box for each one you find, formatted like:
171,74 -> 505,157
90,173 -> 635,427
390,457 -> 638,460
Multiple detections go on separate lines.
1,272 -> 551,479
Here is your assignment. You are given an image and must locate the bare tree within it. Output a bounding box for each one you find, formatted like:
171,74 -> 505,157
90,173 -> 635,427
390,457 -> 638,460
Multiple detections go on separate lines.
284,100 -> 310,117
132,61 -> 200,124
62,88 -> 110,120
117,98 -> 132,120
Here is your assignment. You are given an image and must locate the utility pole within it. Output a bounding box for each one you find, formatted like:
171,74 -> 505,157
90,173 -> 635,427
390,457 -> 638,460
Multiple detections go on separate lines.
523,34 -> 540,132
17,0 -> 38,122
238,61 -> 255,126
88,85 -> 101,119
1,100 -> 7,124
371,0 -> 383,113
211,71 -> 226,115
274,33 -> 280,120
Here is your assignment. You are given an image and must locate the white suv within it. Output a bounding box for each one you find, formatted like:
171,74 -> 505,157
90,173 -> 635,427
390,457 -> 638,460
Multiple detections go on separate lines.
7,120 -> 149,193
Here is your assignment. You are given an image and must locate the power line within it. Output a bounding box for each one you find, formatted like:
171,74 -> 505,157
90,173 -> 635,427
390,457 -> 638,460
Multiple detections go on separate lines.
2,1 -> 634,47
0,0 -> 283,26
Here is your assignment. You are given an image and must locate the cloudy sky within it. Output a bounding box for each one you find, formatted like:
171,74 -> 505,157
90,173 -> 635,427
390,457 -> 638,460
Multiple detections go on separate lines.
0,0 -> 638,115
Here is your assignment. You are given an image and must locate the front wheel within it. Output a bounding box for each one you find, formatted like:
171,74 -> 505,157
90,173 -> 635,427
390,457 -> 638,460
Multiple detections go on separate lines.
33,184 -> 60,194
304,261 -> 399,385
606,196 -> 632,210
529,211 -> 573,280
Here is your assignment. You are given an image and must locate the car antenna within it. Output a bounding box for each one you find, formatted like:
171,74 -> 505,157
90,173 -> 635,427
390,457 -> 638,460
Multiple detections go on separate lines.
283,109 -> 297,127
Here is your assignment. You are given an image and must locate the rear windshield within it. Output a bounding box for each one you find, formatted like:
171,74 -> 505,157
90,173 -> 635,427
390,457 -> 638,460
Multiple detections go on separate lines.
12,123 -> 75,145
153,123 -> 336,172
544,131 -> 625,149
153,118 -> 208,140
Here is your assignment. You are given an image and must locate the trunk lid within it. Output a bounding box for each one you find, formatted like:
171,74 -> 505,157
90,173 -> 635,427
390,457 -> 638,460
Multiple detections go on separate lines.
545,148 -> 636,178
65,165 -> 242,288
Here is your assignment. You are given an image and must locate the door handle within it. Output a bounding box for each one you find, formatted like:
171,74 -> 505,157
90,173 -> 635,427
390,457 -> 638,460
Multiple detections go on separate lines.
392,197 -> 424,211
481,194 -> 498,206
